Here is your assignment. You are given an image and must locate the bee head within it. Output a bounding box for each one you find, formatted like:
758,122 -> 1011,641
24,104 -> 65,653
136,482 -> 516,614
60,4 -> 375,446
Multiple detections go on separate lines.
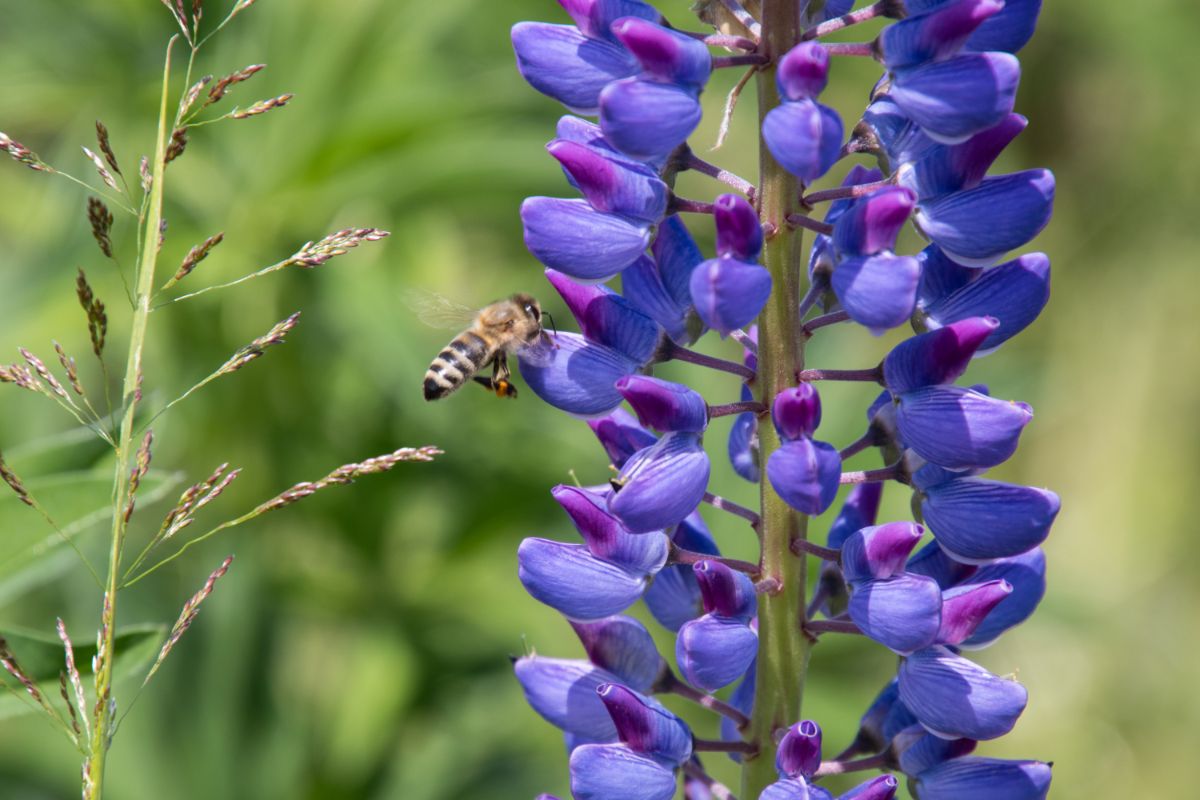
511,292 -> 541,323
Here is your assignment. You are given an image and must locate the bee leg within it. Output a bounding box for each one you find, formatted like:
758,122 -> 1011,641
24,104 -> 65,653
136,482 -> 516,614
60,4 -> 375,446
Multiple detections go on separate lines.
492,353 -> 518,399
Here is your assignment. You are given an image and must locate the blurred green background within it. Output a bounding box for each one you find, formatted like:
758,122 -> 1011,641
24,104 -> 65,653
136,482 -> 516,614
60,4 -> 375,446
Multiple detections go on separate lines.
0,0 -> 1196,798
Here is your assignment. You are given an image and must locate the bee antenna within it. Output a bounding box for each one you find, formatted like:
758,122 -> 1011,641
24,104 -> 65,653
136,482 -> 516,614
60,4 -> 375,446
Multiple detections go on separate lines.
542,311 -> 558,337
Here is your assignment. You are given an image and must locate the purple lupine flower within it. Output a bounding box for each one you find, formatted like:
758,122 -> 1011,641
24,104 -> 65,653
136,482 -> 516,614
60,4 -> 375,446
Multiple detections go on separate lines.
508,0 -> 1056,795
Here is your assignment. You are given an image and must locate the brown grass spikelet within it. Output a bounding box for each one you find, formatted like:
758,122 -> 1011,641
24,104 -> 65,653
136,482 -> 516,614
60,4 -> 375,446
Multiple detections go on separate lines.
20,348 -> 69,400
58,671 -> 82,739
76,269 -> 107,357
52,342 -> 85,397
0,452 -> 33,507
159,463 -> 240,541
182,75 -> 213,117
231,93 -> 294,120
0,132 -> 49,172
206,64 -> 265,107
56,618 -> 90,741
217,312 -> 301,376
163,231 -> 224,290
139,156 -> 152,193
142,555 -> 234,687
253,446 -> 442,514
94,120 -> 121,176
289,228 -> 390,268
123,431 -> 154,523
87,197 -> 114,258
0,362 -> 40,392
0,637 -> 63,723
164,127 -> 188,164
81,147 -> 118,191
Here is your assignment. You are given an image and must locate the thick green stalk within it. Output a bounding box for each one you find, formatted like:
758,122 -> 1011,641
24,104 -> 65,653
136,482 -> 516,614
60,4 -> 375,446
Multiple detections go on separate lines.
742,2 -> 811,797
84,36 -> 176,800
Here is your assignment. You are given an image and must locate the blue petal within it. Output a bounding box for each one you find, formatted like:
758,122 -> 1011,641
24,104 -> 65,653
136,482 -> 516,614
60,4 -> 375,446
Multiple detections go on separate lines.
913,757 -> 1051,800
966,0 -> 1043,52
831,254 -> 922,332
899,646 -> 1028,740
849,573 -> 943,654
827,483 -> 884,549
610,431 -> 711,533
690,257 -> 773,334
895,727 -> 976,776
512,23 -> 639,114
545,270 -> 663,363
652,215 -> 705,313
905,540 -> 976,589
590,408 -> 659,468
600,78 -> 704,159
676,614 -> 758,691
596,684 -> 694,764
522,197 -> 651,281
832,187 -> 916,257
841,522 -> 926,583
553,484 -> 671,571
890,53 -> 1020,143
571,615 -> 666,692
693,559 -> 758,620
513,655 -> 621,741
520,332 -> 639,417
919,476 -> 1059,562
714,193 -> 764,261
776,719 -> 823,779
924,252 -> 1051,351
766,438 -> 842,515
728,405 -> 760,483
916,244 -> 979,308
896,385 -> 1033,470
959,547 -> 1046,648
618,375 -> 709,433
559,0 -> 662,41
518,538 -> 653,620
762,99 -> 844,182
936,579 -> 1012,645
623,254 -> 693,345
548,139 -> 668,223
611,17 -> 713,88
883,317 -> 999,393
570,743 -> 679,800
880,0 -> 1002,70
900,113 -> 1026,198
915,170 -> 1055,266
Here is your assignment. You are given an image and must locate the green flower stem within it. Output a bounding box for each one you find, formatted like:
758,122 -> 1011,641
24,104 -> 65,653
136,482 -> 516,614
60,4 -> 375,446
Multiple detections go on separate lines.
84,36 -> 177,800
742,2 -> 812,798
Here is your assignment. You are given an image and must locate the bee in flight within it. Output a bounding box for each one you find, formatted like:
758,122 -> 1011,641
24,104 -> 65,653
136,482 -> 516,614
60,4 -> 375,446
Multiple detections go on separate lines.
407,290 -> 553,401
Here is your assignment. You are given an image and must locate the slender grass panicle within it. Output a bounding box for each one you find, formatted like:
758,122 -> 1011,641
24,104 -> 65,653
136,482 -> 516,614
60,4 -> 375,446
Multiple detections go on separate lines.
0,4 -> 436,797
509,1 -> 1055,798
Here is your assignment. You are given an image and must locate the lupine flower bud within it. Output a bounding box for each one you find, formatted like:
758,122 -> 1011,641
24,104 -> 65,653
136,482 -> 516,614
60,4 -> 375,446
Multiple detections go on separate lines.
912,756 -> 1052,800
772,384 -> 822,441
694,559 -> 756,619
767,438 -> 841,516
776,720 -> 822,779
617,375 -> 709,432
841,522 -> 925,583
569,743 -> 679,800
831,253 -> 923,332
762,99 -> 843,182
610,17 -> 712,88
776,42 -> 830,101
839,775 -> 900,800
882,316 -> 998,393
521,197 -> 651,281
833,187 -> 916,257
676,560 -> 758,690
878,0 -> 1004,70
810,165 -> 884,280
690,257 -> 773,334
899,645 -> 1028,740
609,431 -> 710,533
713,194 -> 763,261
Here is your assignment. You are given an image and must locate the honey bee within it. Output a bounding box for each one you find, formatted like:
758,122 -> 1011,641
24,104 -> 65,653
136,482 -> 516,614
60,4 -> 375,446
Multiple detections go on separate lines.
408,290 -> 552,401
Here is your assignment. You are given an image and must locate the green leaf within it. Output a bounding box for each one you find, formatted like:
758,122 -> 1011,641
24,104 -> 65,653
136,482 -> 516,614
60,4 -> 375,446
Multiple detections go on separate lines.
0,623 -> 165,720
0,470 -> 184,605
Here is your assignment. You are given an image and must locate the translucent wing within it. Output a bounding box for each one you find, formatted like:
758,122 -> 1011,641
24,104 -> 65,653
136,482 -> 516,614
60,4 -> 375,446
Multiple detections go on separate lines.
401,289 -> 478,330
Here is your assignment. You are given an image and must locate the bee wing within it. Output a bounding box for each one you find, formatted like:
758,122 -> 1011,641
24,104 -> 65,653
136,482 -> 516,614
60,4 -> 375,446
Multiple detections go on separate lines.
401,289 -> 478,330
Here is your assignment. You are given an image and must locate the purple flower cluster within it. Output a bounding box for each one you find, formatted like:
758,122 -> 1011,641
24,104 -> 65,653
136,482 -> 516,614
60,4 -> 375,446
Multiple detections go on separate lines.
508,0 -> 1055,797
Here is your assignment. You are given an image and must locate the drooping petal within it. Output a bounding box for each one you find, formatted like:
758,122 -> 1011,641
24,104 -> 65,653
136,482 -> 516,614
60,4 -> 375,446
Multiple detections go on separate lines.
714,193 -> 764,261
518,538 -> 654,620
522,197 -> 650,281
890,52 -> 1020,143
777,41 -> 831,101
841,522 -> 926,583
959,547 -> 1046,648
597,683 -> 694,764
617,375 -> 709,432
772,384 -> 823,441
924,252 -> 1051,351
690,257 -> 774,334
831,253 -> 922,332
912,757 -> 1052,800
767,438 -> 842,515
569,743 -> 679,800
519,332 -> 639,417
915,169 -> 1055,266
548,139 -> 668,223
895,385 -> 1033,470
600,78 -> 704,159
513,655 -> 621,741
883,316 -> 999,393
777,720 -> 823,779
610,431 -> 711,533
899,646 -> 1028,740
676,614 -> 758,691
762,99 -> 844,182
879,0 -> 1004,71
552,484 -> 670,570
827,483 -> 884,549
545,269 -> 663,363
571,615 -> 667,692
936,579 -> 1012,645
919,476 -> 1059,562
849,573 -> 943,654
512,23 -> 640,113
610,17 -> 713,88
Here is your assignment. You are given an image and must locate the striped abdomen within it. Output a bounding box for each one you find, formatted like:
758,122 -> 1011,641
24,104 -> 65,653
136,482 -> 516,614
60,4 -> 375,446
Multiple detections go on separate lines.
423,330 -> 495,400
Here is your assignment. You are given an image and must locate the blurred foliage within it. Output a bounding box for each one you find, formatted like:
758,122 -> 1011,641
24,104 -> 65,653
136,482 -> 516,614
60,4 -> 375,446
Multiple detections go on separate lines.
0,0 -> 1197,798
